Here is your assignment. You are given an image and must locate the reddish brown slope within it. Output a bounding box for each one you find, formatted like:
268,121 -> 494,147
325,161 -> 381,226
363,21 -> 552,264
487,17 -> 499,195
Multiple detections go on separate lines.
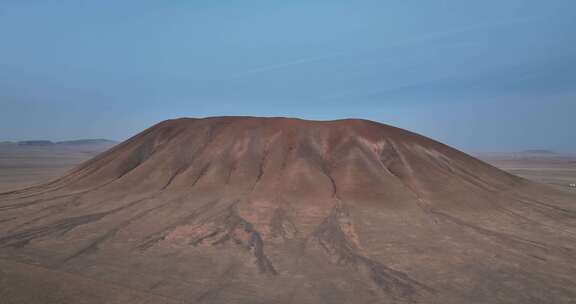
1,117 -> 576,304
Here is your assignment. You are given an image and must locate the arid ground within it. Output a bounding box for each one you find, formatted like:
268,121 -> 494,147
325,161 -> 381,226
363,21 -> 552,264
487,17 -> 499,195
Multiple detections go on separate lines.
1,117 -> 575,304
1,139 -> 573,194
0,140 -> 116,192
476,151 -> 576,195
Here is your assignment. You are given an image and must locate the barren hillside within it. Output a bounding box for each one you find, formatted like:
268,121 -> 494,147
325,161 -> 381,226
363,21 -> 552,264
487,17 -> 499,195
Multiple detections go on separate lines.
1,117 -> 575,303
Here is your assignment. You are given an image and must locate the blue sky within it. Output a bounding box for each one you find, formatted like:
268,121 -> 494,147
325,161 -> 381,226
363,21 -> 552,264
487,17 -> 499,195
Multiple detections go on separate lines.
1,0 -> 575,151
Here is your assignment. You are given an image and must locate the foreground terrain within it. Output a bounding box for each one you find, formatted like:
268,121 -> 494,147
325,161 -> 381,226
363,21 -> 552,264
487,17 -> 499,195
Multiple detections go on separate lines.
1,117 -> 575,304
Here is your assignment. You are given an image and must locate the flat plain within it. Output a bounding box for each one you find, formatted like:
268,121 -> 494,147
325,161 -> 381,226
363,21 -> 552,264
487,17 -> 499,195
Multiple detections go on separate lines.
476,151 -> 576,194
0,141 -> 116,192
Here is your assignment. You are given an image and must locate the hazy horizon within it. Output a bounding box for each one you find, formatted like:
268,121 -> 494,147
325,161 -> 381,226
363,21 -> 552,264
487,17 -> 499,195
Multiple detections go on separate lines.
1,1 -> 575,152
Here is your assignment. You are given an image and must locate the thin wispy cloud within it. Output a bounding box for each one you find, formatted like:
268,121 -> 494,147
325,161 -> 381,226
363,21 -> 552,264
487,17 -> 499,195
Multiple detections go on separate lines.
230,52 -> 345,78
230,17 -> 539,78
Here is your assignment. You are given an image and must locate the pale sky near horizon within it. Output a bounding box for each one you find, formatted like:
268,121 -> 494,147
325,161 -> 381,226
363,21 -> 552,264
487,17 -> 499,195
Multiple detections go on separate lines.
1,1 -> 575,152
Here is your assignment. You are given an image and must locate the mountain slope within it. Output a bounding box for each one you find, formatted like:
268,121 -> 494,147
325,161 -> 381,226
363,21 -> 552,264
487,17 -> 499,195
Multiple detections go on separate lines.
1,117 -> 575,304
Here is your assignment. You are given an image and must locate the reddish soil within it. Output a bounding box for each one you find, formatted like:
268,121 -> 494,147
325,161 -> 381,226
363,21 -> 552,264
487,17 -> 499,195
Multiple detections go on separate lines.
1,117 -> 575,303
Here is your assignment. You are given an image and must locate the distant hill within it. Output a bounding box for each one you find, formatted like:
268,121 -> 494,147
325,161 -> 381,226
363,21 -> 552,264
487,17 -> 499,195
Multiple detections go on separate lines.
17,140 -> 55,146
12,139 -> 117,146
474,149 -> 572,160
521,149 -> 559,155
56,139 -> 117,145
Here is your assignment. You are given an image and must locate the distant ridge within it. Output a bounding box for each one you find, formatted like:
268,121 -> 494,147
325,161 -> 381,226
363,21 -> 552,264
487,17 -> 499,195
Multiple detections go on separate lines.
17,140 -> 54,146
521,149 -> 558,155
14,138 -> 117,146
56,139 -> 117,145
